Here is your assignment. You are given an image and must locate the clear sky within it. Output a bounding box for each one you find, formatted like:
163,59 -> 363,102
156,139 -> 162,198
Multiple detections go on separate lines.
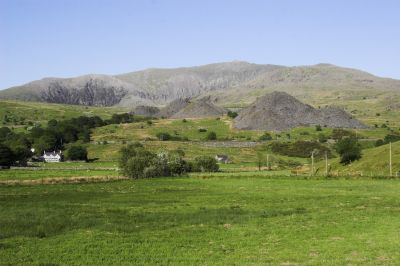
1,0 -> 399,89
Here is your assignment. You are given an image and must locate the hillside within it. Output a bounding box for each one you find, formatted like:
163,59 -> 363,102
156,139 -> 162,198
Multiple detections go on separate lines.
234,92 -> 367,131
0,100 -> 127,127
1,61 -> 400,109
316,141 -> 400,176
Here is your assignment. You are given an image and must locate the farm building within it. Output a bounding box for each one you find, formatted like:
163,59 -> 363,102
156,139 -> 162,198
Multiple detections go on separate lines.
215,155 -> 230,164
41,151 -> 63,162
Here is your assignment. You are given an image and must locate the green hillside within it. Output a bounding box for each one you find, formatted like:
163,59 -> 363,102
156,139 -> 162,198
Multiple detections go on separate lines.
316,142 -> 400,176
0,100 -> 128,128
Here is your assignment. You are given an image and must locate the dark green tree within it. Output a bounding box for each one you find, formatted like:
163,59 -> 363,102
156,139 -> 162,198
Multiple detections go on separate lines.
0,144 -> 14,167
205,131 -> 217,141
335,138 -> 362,165
66,146 -> 88,161
192,156 -> 219,172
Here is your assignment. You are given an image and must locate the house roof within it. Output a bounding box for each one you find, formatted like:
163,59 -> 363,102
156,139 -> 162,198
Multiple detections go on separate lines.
43,151 -> 62,156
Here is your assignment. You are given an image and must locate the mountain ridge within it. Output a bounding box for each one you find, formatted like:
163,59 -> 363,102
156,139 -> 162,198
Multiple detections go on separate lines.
1,61 -> 399,107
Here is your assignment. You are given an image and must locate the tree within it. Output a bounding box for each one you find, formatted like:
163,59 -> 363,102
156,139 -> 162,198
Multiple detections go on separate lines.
227,111 -> 238,119
192,156 -> 219,172
205,131 -> 217,141
66,146 -> 88,161
318,133 -> 328,143
331,129 -> 355,141
256,151 -> 265,171
0,144 -> 14,167
119,143 -> 156,178
335,138 -> 362,165
259,132 -> 272,141
156,132 -> 171,141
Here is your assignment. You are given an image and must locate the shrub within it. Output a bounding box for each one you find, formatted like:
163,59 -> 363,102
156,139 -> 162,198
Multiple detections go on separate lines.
318,133 -> 328,143
335,138 -> 362,165
384,133 -> 400,143
0,144 -> 14,167
205,131 -> 217,141
119,143 -> 189,178
315,125 -> 322,131
227,111 -> 238,119
192,156 -> 219,172
269,141 -> 332,159
331,129 -> 355,141
198,128 -> 207,132
66,145 -> 88,161
156,132 -> 171,141
146,120 -> 153,126
182,119 -> 187,123
259,132 -> 272,141
375,139 -> 385,147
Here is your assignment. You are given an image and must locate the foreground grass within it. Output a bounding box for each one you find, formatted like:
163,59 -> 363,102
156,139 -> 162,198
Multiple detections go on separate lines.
1,176 -> 399,265
0,169 -> 118,181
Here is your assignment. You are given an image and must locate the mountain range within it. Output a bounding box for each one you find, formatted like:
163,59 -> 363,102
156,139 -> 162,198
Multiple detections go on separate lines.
1,61 -> 399,108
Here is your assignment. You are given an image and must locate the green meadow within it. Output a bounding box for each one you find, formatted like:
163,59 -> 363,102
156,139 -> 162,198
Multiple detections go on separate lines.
1,176 -> 400,265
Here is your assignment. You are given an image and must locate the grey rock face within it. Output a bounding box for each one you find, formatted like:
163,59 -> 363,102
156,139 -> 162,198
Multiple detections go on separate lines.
157,98 -> 191,118
40,80 -> 127,106
132,105 -> 160,117
1,61 -> 399,107
234,91 -> 368,131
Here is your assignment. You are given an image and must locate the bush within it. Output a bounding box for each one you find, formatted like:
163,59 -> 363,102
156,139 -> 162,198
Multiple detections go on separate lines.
192,156 -> 219,172
259,132 -> 272,141
205,131 -> 217,141
315,125 -> 322,131
384,133 -> 400,143
318,133 -> 328,143
0,144 -> 14,167
198,128 -> 207,133
66,146 -> 88,161
269,141 -> 332,159
119,143 -> 189,178
227,111 -> 238,119
375,139 -> 385,147
335,138 -> 362,165
331,129 -> 355,141
156,132 -> 171,141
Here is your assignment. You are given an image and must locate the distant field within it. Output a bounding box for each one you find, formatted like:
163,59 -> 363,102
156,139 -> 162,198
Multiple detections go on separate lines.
1,176 -> 400,265
0,100 -> 128,128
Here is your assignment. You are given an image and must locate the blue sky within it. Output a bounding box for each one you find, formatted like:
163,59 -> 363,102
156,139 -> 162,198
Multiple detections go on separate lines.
1,0 -> 399,89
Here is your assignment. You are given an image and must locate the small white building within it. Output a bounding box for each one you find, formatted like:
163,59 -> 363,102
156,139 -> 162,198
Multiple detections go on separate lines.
42,151 -> 63,162
215,155 -> 230,164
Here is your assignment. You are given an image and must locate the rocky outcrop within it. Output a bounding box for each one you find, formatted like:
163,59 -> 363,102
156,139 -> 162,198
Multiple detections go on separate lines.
157,98 -> 191,118
234,91 -> 367,131
132,105 -> 160,117
171,97 -> 227,119
40,80 -> 127,106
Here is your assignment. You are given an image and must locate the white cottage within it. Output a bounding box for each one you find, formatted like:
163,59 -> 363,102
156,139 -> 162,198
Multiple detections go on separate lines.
42,151 -> 63,162
215,155 -> 230,164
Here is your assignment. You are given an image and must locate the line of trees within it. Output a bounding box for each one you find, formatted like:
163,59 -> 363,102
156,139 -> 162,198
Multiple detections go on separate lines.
0,113 -> 150,167
119,143 -> 219,178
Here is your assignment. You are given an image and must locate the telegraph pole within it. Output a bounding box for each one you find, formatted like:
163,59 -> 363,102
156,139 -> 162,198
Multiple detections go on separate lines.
311,151 -> 315,176
390,142 -> 393,177
325,151 -> 328,176
267,154 -> 270,170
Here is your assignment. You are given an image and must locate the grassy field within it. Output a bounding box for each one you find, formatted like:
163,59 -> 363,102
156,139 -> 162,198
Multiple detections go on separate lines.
316,141 -> 400,176
0,168 -> 119,181
0,100 -> 128,129
1,176 -> 400,265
